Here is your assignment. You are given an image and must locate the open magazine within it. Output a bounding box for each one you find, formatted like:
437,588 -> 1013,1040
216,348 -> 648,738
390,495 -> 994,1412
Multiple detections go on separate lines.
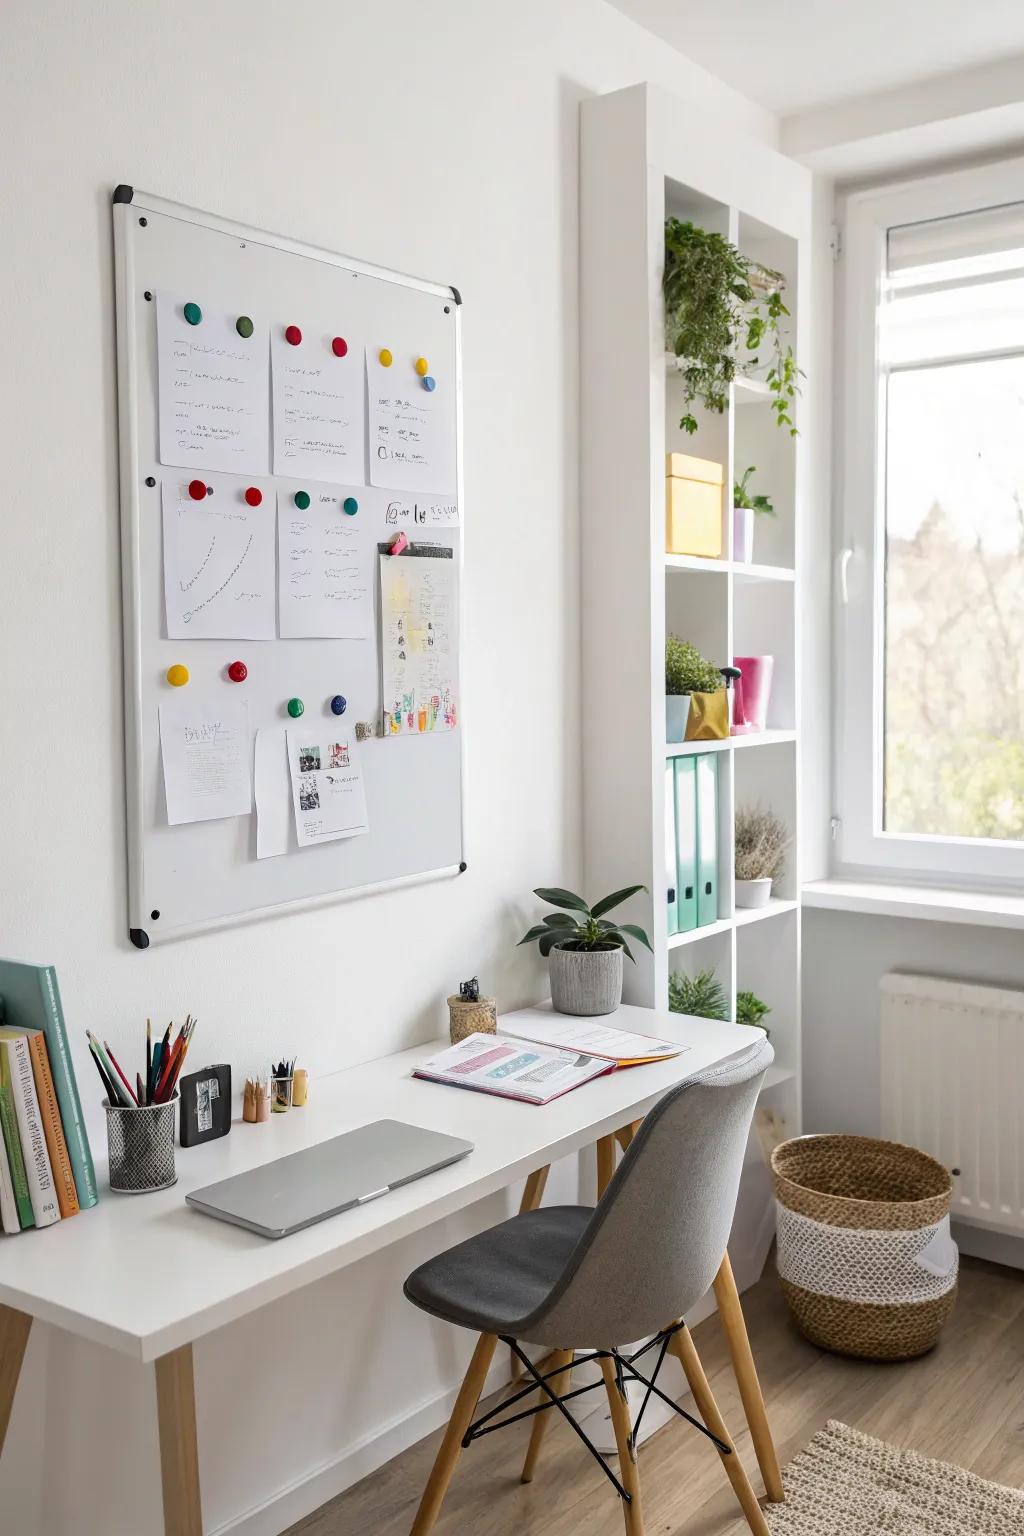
500,1013 -> 686,1066
412,1033 -> 613,1105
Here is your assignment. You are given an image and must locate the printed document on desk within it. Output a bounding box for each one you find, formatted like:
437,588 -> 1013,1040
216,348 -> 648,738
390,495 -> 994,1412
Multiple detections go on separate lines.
412,1033 -> 613,1106
500,1015 -> 687,1066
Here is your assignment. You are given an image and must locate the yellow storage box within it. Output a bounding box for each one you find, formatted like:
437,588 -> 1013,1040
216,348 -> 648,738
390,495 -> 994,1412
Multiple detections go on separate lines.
666,453 -> 724,558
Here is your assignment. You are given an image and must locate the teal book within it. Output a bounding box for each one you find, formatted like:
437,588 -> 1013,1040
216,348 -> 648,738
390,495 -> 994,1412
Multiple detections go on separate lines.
0,960 -> 98,1208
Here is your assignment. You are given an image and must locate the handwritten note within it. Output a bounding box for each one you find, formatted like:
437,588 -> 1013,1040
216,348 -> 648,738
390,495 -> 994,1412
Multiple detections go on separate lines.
159,697 -> 252,825
162,479 -> 276,640
278,492 -> 370,639
272,328 -> 365,482
379,552 -> 458,735
367,347 -> 456,495
286,726 -> 369,847
382,492 -> 459,529
157,294 -> 269,473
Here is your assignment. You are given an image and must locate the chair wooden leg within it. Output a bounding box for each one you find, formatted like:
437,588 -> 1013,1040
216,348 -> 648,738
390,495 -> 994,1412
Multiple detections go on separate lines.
669,1325 -> 770,1536
0,1305 -> 32,1457
596,1136 -> 617,1200
509,1166 -> 551,1382
410,1332 -> 497,1535
600,1357 -> 645,1536
713,1252 -> 784,1502
155,1343 -> 203,1536
520,1347 -> 574,1483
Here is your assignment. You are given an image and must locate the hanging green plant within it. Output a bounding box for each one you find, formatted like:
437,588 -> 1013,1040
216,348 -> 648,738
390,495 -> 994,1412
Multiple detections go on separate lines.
663,218 -> 802,436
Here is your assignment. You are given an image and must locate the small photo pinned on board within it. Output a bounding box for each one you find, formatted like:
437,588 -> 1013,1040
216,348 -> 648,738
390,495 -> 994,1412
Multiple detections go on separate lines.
298,745 -> 321,773
298,775 -> 320,811
328,742 -> 350,769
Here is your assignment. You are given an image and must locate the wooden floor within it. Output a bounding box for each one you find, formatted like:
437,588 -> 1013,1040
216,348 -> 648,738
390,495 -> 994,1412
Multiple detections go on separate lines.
287,1255 -> 1024,1535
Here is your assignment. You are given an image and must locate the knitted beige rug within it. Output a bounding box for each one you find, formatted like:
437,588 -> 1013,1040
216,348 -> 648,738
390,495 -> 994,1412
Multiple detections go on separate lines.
766,1421 -> 1024,1533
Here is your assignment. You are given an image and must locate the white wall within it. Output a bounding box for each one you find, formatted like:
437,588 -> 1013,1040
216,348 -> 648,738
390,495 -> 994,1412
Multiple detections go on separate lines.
0,4 -> 777,1531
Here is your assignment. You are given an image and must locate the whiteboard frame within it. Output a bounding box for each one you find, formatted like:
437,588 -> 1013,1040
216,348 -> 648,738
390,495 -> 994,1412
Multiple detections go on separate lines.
112,187 -> 467,948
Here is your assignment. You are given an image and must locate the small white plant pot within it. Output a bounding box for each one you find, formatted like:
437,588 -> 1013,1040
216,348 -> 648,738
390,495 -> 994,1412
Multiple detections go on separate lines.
666,694 -> 690,742
735,878 -> 772,908
733,504 -> 755,564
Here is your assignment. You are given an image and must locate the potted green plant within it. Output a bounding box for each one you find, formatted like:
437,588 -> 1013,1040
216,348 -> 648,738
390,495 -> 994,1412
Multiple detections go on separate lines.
734,805 -> 790,907
667,967 -> 729,1020
733,466 -> 775,564
663,219 -> 802,437
518,885 -> 652,1016
736,989 -> 771,1037
665,635 -> 722,741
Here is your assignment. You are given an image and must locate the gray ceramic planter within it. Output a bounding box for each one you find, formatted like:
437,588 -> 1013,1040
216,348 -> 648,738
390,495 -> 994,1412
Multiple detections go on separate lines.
550,944 -> 623,1016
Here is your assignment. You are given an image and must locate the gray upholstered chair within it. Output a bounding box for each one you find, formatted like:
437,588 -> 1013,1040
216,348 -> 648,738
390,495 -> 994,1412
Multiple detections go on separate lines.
404,1035 -> 776,1536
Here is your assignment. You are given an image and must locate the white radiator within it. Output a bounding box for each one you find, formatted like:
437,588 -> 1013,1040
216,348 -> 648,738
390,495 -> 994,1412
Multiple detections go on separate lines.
880,973 -> 1024,1238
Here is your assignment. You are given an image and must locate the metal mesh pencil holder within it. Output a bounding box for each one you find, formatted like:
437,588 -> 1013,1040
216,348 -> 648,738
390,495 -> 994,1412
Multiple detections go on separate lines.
104,1094 -> 178,1193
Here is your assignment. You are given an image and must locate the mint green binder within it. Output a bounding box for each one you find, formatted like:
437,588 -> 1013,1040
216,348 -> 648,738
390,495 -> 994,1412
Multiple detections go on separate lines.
695,753 -> 719,927
665,763 -> 679,935
672,757 -> 698,933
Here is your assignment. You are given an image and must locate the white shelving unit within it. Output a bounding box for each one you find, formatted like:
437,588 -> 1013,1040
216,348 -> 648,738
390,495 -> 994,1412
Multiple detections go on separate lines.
580,83 -> 812,1286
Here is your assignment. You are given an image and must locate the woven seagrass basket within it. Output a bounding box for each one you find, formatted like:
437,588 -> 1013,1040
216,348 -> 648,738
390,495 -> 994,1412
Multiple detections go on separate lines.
771,1134 -> 958,1361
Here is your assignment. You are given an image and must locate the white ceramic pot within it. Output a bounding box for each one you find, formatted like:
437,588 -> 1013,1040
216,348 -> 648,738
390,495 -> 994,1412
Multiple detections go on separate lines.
666,694 -> 690,742
733,504 -> 755,564
735,877 -> 772,908
550,944 -> 623,1016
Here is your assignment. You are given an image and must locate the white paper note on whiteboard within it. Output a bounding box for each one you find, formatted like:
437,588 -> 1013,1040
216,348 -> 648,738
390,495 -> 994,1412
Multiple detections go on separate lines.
271,327 -> 365,482
286,728 -> 369,847
366,348 -> 456,495
157,294 -> 269,474
162,480 -> 276,639
254,726 -> 291,859
278,494 -> 371,639
159,697 -> 252,825
379,552 -> 458,735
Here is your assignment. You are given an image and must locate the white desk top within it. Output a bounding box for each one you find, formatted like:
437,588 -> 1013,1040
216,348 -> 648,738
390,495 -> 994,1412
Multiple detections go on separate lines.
0,1004 -> 759,1362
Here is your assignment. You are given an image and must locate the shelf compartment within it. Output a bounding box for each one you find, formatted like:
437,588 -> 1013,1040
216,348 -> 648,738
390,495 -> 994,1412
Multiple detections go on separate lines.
665,728 -> 796,758
667,916 -> 733,949
734,897 -> 799,928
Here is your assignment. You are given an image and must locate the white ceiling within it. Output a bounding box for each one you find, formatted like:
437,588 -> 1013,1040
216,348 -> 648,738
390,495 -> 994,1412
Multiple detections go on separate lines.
608,0 -> 1024,114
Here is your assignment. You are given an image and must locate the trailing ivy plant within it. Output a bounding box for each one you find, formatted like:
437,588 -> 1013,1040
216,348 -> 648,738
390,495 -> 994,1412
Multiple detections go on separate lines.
664,218 -> 802,436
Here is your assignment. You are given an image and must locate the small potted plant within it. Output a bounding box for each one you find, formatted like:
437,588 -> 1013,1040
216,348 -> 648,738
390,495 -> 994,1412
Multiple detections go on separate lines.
519,885 -> 652,1016
666,635 -> 723,741
668,967 -> 729,1020
732,466 -> 774,564
736,989 -> 771,1038
734,805 -> 789,907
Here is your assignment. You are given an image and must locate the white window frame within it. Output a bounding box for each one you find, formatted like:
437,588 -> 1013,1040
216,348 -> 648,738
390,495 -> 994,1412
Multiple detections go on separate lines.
836,155 -> 1024,886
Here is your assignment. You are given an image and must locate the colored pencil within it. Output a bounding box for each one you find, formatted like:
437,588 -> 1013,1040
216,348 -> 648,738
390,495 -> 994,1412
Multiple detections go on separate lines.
136,1072 -> 145,1108
88,1034 -> 129,1106
162,1019 -> 195,1103
86,1036 -> 119,1104
146,1019 -> 152,1105
104,1040 -> 139,1106
150,1039 -> 163,1101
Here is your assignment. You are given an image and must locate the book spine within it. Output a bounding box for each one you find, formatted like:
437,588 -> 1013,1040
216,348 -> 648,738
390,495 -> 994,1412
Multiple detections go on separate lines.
0,1049 -> 35,1228
27,1032 -> 79,1218
1,1037 -> 60,1227
40,967 -> 97,1208
0,1114 -> 18,1232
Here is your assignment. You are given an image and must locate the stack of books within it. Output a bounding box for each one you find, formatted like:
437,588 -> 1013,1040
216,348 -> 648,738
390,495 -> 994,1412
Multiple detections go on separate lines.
0,959 -> 97,1232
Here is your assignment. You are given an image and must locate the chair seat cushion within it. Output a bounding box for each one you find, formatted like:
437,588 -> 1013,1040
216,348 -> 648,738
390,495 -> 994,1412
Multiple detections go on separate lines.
404,1205 -> 593,1337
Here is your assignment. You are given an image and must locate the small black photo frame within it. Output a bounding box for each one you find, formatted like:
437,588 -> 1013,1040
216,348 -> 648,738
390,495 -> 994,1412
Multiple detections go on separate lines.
179,1064 -> 232,1148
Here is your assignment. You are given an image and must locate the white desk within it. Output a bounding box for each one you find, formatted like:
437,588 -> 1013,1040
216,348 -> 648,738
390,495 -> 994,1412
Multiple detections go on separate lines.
0,1004 -> 763,1535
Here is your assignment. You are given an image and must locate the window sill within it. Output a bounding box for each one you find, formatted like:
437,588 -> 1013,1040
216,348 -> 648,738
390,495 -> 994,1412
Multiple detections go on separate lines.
802,879 -> 1024,932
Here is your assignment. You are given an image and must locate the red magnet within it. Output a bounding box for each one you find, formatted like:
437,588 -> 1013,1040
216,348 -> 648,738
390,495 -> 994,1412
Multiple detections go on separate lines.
244,486 -> 263,507
188,479 -> 207,501
331,336 -> 348,357
227,660 -> 248,683
285,324 -> 302,346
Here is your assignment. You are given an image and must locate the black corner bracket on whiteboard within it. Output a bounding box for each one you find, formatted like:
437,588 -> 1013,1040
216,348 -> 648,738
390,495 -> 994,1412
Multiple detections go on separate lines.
129,928 -> 150,950
449,286 -> 462,305
113,183 -> 135,205
459,862 -> 467,873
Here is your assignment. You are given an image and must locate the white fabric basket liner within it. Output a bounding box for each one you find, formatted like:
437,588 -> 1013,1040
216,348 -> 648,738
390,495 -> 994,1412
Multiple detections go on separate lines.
776,1205 -> 958,1306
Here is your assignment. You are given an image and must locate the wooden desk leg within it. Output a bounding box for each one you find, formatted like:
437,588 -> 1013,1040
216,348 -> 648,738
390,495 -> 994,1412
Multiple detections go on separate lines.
0,1304 -> 32,1456
155,1344 -> 203,1536
596,1135 -> 617,1200
669,1326 -> 769,1536
410,1332 -> 497,1536
713,1252 -> 784,1503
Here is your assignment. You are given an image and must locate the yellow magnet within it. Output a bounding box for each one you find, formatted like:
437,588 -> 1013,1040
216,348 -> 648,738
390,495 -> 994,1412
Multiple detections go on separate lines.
415,356 -> 429,376
379,348 -> 393,367
166,664 -> 189,687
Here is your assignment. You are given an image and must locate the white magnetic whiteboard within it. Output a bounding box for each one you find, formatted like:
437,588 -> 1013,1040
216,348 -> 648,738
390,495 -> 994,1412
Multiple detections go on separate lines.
113,189 -> 464,947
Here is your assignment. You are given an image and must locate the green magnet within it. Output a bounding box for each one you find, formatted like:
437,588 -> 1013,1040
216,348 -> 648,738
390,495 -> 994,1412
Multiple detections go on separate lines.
236,315 -> 254,338
342,496 -> 359,515
287,697 -> 304,718
293,490 -> 311,510
183,301 -> 202,326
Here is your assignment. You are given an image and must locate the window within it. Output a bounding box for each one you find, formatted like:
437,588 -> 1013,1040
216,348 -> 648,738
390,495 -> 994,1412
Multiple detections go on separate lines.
837,160 -> 1024,884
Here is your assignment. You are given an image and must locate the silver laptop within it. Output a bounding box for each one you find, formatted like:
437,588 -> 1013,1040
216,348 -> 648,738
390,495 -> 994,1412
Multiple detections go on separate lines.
185,1119 -> 473,1239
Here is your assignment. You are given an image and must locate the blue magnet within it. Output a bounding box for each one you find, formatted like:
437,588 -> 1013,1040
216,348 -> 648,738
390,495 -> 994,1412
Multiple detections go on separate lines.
422,375 -> 436,392
330,694 -> 347,716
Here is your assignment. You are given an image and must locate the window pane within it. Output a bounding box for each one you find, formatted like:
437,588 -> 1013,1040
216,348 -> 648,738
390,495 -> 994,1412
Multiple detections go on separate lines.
883,356 -> 1024,841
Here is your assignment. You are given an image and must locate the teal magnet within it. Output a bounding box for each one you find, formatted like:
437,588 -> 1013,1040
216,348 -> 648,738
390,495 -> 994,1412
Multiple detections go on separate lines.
293,490 -> 311,510
342,496 -> 359,515
183,301 -> 202,326
287,697 -> 304,719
